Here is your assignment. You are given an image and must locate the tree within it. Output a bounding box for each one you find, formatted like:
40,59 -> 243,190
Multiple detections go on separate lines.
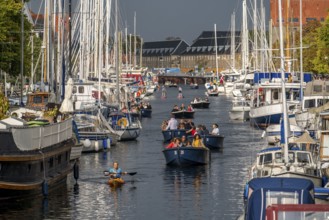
312,14 -> 329,74
0,0 -> 33,79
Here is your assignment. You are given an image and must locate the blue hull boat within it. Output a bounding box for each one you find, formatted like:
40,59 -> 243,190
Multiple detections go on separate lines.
187,135 -> 224,149
203,135 -> 224,149
141,109 -> 152,118
162,129 -> 187,143
162,147 -> 210,166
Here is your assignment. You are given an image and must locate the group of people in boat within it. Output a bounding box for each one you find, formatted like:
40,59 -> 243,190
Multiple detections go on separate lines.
162,115 -> 220,135
192,97 -> 209,103
171,103 -> 194,112
166,134 -> 206,149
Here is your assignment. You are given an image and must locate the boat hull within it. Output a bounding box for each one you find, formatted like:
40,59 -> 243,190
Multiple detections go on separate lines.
229,108 -> 250,121
116,127 -> 141,141
162,147 -> 210,166
140,109 -> 152,118
162,129 -> 187,143
203,135 -> 224,149
190,102 -> 210,109
171,110 -> 195,119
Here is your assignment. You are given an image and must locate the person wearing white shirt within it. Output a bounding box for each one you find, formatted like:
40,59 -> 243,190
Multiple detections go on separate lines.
166,115 -> 178,130
211,123 -> 219,135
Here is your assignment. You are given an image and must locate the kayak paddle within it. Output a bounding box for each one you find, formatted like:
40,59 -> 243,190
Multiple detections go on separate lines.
103,171 -> 137,176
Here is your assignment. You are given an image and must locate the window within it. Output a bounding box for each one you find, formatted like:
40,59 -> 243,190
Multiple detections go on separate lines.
266,191 -> 299,207
33,96 -> 42,104
306,18 -> 317,22
297,152 -> 310,163
259,153 -> 273,165
313,85 -> 322,93
304,99 -> 315,108
78,86 -> 84,94
293,18 -> 299,22
73,86 -> 77,94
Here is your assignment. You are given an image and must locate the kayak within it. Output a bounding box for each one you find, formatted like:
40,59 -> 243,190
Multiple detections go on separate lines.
108,178 -> 125,187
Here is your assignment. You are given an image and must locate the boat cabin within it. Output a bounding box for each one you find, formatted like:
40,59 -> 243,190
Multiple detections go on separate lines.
302,80 -> 329,111
320,111 -> 329,161
253,147 -> 317,177
26,92 -> 49,110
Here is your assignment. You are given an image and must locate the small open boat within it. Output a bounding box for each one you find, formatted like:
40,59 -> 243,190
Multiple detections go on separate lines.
190,84 -> 199,89
187,134 -> 224,149
108,178 -> 125,188
162,147 -> 210,166
140,109 -> 152,118
162,129 -> 188,143
171,110 -> 195,119
190,100 -> 210,109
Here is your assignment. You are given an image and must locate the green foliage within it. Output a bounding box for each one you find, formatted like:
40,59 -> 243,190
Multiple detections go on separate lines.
0,92 -> 9,120
312,16 -> 329,74
0,0 -> 33,78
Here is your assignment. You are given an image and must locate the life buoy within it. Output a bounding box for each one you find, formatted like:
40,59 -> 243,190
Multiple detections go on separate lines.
117,117 -> 128,127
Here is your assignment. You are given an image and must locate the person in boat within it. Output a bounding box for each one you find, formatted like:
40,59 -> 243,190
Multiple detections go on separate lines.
211,123 -> 220,135
178,120 -> 186,129
187,104 -> 194,112
186,125 -> 197,136
180,103 -> 186,111
192,134 -> 205,148
161,120 -> 168,131
193,98 -> 198,103
202,125 -> 209,135
185,119 -> 194,130
181,135 -> 188,147
178,86 -> 183,98
171,105 -> 179,112
108,162 -> 127,179
146,103 -> 152,109
166,138 -> 181,149
165,115 -> 178,130
161,86 -> 167,98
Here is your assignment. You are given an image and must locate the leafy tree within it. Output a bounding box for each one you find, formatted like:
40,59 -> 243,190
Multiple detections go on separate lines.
0,0 -> 33,80
312,14 -> 329,74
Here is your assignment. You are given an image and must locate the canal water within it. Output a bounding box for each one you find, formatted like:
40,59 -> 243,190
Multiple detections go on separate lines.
0,85 -> 266,220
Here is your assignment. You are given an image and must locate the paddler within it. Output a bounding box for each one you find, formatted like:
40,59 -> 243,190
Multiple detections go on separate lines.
108,162 -> 127,186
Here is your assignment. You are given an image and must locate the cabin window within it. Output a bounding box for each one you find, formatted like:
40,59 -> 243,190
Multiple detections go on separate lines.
275,152 -> 295,163
49,157 -> 54,168
297,152 -> 310,163
33,96 -> 42,104
78,86 -> 84,94
318,99 -> 324,107
313,85 -> 322,93
273,91 -> 279,100
73,86 -> 77,94
275,153 -> 283,163
43,96 -> 48,103
258,153 -> 272,165
304,99 -> 315,108
266,191 -> 299,207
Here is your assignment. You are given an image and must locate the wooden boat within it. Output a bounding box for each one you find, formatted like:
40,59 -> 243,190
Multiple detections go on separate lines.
0,117 -> 75,198
171,110 -> 195,119
162,129 -> 188,143
140,108 -> 152,118
190,100 -> 210,109
162,147 -> 210,166
108,178 -> 125,188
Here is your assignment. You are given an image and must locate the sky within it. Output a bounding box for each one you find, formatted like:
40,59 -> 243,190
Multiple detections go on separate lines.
28,0 -> 270,44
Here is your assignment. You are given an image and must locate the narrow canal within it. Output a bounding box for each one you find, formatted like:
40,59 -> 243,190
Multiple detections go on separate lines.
0,85 -> 266,220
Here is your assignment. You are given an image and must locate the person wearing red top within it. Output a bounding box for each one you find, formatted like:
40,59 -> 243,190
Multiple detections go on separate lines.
186,126 -> 197,136
166,138 -> 181,149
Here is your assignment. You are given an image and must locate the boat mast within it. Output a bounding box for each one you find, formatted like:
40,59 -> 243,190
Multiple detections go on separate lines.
231,12 -> 236,71
214,24 -> 219,82
278,0 -> 289,163
115,0 -> 120,107
299,0 -> 304,101
133,12 -> 136,68
253,0 -> 258,71
20,0 -> 24,106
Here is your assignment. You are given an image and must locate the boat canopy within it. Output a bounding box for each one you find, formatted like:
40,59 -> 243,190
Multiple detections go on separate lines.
245,177 -> 314,220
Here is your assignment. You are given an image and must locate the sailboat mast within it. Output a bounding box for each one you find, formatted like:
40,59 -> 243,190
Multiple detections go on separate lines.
231,12 -> 236,70
214,24 -> 218,81
278,0 -> 289,163
299,0 -> 304,101
133,12 -> 136,68
115,0 -> 120,106
20,0 -> 24,106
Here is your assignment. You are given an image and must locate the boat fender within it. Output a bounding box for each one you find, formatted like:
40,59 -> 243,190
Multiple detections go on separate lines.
74,163 -> 79,180
95,141 -> 99,151
117,117 -> 128,128
261,131 -> 266,139
103,139 -> 108,150
42,180 -> 49,196
83,139 -> 91,148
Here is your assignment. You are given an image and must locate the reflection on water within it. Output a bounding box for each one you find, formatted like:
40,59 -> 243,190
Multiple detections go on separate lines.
0,86 -> 266,220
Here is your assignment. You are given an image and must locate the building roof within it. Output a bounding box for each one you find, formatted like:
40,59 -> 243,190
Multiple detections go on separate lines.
142,40 -> 189,57
183,31 -> 241,55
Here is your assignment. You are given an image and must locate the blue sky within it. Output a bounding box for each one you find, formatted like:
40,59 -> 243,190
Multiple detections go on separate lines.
28,0 -> 270,44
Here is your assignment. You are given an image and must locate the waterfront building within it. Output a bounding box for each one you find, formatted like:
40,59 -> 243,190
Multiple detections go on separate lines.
141,40 -> 189,70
